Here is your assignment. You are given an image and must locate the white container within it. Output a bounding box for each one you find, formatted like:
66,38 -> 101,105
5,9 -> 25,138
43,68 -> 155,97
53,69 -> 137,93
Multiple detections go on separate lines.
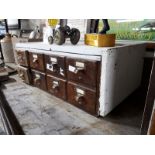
1,34 -> 15,63
43,26 -> 53,44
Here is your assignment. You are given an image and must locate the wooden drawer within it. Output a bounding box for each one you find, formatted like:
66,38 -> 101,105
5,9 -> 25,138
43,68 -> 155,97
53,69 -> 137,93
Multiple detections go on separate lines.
16,50 -> 29,67
29,52 -> 45,72
66,58 -> 98,89
46,74 -> 67,100
31,70 -> 47,91
17,66 -> 31,84
45,55 -> 66,78
67,82 -> 97,115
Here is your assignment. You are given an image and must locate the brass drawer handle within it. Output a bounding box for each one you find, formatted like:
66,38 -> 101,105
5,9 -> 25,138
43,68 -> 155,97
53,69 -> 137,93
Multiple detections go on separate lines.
76,95 -> 85,105
34,77 -> 41,85
74,62 -> 85,74
52,81 -> 59,93
49,63 -> 58,73
69,65 -> 85,74
33,58 -> 39,68
69,62 -> 85,74
33,58 -> 38,63
75,87 -> 85,105
74,67 -> 85,74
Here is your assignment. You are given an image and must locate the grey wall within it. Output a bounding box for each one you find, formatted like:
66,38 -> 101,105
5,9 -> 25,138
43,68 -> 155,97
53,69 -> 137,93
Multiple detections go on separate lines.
20,19 -> 46,30
10,19 -> 87,40
9,19 -> 46,37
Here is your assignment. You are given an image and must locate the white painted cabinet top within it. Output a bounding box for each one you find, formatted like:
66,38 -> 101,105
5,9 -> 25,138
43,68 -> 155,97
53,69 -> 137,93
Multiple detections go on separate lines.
15,41 -> 146,56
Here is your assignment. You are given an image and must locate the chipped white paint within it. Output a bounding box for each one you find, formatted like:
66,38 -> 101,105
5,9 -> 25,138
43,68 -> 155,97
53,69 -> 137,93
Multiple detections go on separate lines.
16,46 -> 101,61
16,42 -> 146,117
99,45 -> 145,116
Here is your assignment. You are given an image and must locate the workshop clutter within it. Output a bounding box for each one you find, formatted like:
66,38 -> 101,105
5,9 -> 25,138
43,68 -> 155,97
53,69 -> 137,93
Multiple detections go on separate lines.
43,19 -> 80,45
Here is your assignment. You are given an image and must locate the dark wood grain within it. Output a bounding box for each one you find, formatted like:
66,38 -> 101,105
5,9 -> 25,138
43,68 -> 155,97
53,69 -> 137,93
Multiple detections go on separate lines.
67,81 -> 97,115
17,66 -> 31,84
45,54 -> 66,79
16,50 -> 29,67
66,57 -> 98,89
31,69 -> 47,91
46,74 -> 67,100
29,52 -> 45,72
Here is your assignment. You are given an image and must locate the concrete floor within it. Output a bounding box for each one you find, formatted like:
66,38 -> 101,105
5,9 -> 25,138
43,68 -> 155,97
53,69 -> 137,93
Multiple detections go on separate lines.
0,74 -> 145,135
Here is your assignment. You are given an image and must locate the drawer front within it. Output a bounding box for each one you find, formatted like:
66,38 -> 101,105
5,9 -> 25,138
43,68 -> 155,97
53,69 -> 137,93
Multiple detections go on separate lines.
18,66 -> 31,84
66,58 -> 98,88
29,52 -> 45,72
31,70 -> 47,91
67,82 -> 97,115
16,50 -> 29,67
46,75 -> 67,100
45,55 -> 66,78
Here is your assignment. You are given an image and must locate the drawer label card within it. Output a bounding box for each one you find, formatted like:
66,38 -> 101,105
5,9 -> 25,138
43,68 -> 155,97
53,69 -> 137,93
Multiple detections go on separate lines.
35,74 -> 40,78
76,88 -> 85,95
50,57 -> 57,63
75,62 -> 85,68
69,65 -> 76,73
33,54 -> 38,59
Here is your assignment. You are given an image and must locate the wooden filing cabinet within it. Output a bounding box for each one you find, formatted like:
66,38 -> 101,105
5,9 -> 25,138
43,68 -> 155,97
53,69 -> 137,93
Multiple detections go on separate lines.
45,54 -> 66,79
29,52 -> 45,72
31,69 -> 47,91
16,50 -> 100,116
16,42 -> 146,117
46,74 -> 67,100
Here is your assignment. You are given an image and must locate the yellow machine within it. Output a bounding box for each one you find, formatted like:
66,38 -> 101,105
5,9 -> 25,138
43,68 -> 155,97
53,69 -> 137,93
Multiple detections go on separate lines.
48,19 -> 59,27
